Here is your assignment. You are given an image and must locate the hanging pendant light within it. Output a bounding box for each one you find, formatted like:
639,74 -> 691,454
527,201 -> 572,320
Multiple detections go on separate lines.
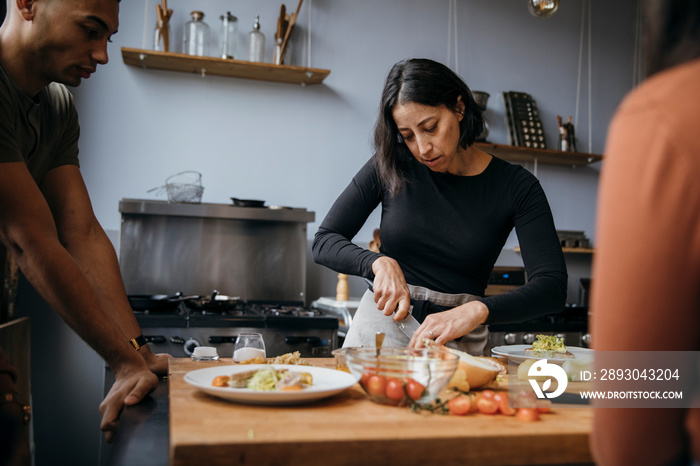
528,0 -> 559,18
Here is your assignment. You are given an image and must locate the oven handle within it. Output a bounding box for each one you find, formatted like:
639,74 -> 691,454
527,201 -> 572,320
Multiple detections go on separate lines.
208,336 -> 237,344
284,336 -> 322,346
144,335 -> 167,344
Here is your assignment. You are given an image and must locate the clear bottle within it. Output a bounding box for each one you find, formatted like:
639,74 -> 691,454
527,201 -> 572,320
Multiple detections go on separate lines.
247,16 -> 265,62
219,12 -> 238,59
153,20 -> 172,52
183,11 -> 210,56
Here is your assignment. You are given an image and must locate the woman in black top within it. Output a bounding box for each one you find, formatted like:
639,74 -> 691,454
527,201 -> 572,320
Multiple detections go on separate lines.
313,58 -> 567,354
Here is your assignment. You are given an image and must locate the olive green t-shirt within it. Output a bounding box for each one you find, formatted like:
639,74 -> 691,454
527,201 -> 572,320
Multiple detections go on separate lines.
0,63 -> 80,184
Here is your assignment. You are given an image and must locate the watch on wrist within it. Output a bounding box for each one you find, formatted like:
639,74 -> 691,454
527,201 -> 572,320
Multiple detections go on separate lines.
129,335 -> 147,351
1,392 -> 31,424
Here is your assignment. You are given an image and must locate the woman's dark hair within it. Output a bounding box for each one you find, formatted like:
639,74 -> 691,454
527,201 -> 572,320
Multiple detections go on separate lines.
645,0 -> 700,76
372,58 -> 484,196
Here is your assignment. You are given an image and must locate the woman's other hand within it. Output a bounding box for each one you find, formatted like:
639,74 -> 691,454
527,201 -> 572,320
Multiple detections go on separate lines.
409,301 -> 489,348
371,256 -> 411,320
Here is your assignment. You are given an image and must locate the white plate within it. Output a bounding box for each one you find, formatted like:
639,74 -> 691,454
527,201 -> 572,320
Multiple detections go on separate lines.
184,364 -> 357,405
491,345 -> 593,365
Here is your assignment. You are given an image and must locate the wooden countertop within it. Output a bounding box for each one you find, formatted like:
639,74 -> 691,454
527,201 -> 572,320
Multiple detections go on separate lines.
168,358 -> 593,465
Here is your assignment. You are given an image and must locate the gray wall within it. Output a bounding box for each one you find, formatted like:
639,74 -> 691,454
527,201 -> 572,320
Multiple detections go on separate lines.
74,0 -> 636,304
19,1 -> 639,464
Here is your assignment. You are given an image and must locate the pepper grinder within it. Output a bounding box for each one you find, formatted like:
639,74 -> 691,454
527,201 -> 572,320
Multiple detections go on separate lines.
336,274 -> 349,302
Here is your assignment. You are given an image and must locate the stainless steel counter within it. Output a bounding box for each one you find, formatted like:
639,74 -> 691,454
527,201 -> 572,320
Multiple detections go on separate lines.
119,198 -> 315,223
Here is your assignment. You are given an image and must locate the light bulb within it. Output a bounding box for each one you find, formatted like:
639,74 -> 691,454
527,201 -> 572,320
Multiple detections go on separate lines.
528,0 -> 559,18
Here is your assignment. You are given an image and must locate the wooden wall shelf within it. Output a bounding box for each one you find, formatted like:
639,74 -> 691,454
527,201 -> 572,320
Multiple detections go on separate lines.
121,47 -> 330,85
514,246 -> 595,254
475,142 -> 603,167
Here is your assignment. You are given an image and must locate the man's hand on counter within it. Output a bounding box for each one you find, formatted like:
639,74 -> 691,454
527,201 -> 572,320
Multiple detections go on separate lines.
99,363 -> 159,444
142,349 -> 172,376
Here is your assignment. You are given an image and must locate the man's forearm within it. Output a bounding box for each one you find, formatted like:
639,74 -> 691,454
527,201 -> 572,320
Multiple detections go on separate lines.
63,224 -> 144,341
13,236 -> 145,371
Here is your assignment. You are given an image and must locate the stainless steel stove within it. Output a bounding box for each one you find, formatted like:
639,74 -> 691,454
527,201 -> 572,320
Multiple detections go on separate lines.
131,295 -> 338,358
488,304 -> 591,348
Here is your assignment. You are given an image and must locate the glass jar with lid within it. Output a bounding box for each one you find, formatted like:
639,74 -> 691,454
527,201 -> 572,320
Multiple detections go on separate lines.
219,12 -> 238,59
183,10 -> 210,56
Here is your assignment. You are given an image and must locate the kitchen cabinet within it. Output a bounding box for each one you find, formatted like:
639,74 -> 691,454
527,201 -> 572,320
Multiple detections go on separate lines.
121,47 -> 330,85
475,142 -> 603,167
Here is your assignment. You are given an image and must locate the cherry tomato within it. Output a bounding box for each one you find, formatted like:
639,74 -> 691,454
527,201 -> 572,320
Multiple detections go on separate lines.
360,371 -> 374,388
405,378 -> 426,401
365,375 -> 387,396
385,378 -> 405,401
516,408 -> 541,422
493,392 -> 516,416
448,395 -> 473,416
476,397 -> 499,415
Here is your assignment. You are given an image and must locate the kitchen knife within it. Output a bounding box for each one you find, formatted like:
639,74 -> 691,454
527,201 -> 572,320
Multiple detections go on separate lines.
395,309 -> 421,340
363,278 -> 422,340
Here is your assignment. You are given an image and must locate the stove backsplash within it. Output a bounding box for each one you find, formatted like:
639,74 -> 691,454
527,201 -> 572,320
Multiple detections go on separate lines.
118,199 -> 315,304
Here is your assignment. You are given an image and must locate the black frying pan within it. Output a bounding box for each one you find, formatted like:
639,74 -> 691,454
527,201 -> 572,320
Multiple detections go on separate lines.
230,197 -> 265,208
128,292 -> 199,313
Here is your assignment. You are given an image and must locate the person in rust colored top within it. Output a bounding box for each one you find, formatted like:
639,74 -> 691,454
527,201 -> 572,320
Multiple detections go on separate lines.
590,1 -> 700,464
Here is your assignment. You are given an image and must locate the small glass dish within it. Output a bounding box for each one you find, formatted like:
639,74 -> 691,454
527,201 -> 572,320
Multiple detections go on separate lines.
191,346 -> 219,361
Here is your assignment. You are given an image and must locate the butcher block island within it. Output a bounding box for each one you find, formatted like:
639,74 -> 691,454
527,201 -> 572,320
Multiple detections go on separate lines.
168,358 -> 593,465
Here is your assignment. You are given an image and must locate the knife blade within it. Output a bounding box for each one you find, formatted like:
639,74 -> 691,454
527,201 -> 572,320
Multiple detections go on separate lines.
363,278 -> 422,340
395,309 -> 421,340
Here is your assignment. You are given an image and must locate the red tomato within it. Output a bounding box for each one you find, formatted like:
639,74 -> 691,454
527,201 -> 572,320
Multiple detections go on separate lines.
365,375 -> 387,396
480,390 -> 496,400
516,408 -> 541,422
405,379 -> 426,401
493,392 -> 516,416
476,397 -> 499,415
385,378 -> 405,401
448,395 -> 473,416
360,371 -> 373,388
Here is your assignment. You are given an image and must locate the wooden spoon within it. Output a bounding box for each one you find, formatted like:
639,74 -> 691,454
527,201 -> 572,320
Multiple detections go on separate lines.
279,0 -> 303,64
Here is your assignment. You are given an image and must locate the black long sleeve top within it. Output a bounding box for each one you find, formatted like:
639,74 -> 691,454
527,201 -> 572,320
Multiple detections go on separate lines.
312,155 -> 567,324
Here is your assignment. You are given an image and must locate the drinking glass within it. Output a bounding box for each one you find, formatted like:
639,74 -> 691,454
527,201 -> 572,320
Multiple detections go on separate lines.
233,333 -> 266,362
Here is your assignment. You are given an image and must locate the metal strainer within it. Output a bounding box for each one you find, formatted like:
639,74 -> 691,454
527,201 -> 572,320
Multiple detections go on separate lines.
149,171 -> 204,204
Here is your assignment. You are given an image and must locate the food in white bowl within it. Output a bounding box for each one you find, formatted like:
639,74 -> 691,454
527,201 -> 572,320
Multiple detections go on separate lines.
523,334 -> 575,359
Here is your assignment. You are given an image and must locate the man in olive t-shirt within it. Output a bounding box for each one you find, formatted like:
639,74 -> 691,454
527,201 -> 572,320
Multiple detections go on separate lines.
0,0 -> 170,454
